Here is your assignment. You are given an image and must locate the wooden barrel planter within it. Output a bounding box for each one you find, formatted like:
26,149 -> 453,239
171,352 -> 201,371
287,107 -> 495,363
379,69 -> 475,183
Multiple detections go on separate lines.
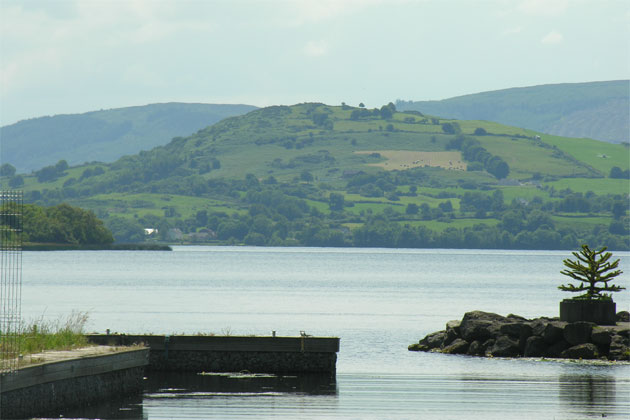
559,299 -> 617,325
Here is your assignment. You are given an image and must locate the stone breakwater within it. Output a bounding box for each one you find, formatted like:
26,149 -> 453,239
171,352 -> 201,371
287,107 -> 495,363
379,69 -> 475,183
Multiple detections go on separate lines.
409,310 -> 630,361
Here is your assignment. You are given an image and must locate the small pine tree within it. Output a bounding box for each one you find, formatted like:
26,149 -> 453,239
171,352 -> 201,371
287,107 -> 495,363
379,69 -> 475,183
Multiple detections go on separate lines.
559,244 -> 625,300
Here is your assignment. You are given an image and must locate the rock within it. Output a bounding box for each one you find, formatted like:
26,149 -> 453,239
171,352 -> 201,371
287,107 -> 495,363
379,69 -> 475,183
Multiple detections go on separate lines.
530,318 -> 549,337
523,336 -> 547,357
446,320 -> 461,334
500,322 -> 525,338
616,311 -> 629,322
408,343 -> 428,351
543,321 -> 566,344
444,328 -> 459,346
518,324 -> 533,351
590,327 -> 614,346
442,338 -> 469,354
608,335 -> 630,361
507,314 -> 528,322
489,335 -> 520,357
482,339 -> 495,357
467,340 -> 482,356
563,321 -> 594,346
425,331 -> 447,349
561,343 -> 599,359
617,324 -> 630,338
460,311 -> 506,342
546,340 -> 569,358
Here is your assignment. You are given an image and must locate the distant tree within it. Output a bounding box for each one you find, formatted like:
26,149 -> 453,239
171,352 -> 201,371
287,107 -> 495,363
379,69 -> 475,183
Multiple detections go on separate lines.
612,201 -> 626,219
329,193 -> 345,211
0,163 -> 16,177
466,162 -> 484,171
380,104 -> 393,119
23,203 -> 114,245
300,170 -> 314,183
245,173 -> 260,188
438,200 -> 453,212
486,156 -> 510,179
36,165 -> 60,182
312,112 -> 329,126
55,160 -> 69,172
80,168 -> 94,180
609,166 -> 630,179
609,220 -> 628,235
441,122 -> 457,134
195,210 -> 208,227
8,175 -> 24,188
359,102 -> 365,108
385,124 -> 394,132
474,127 -> 487,136
406,203 -> 419,215
105,216 -> 145,243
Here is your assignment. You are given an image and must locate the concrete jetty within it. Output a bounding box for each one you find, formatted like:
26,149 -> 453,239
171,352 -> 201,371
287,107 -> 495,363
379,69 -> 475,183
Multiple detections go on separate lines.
0,346 -> 148,418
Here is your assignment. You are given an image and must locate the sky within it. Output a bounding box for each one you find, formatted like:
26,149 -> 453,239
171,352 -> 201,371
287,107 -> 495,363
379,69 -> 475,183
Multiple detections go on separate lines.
1,0 -> 628,126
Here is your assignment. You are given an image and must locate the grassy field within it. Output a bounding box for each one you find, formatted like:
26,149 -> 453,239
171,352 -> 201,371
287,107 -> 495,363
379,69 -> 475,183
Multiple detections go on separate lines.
478,136 -> 593,178
342,217 -> 501,232
544,178 -> 629,196
540,134 -> 630,174
552,214 -> 611,229
356,150 -> 466,171
77,193 -> 243,220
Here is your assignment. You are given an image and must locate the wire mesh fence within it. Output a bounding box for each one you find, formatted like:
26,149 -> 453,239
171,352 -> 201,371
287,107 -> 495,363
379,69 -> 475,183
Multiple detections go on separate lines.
0,191 -> 23,374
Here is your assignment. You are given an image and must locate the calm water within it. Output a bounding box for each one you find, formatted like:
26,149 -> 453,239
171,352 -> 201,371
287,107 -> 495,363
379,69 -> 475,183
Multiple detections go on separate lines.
21,247 -> 630,419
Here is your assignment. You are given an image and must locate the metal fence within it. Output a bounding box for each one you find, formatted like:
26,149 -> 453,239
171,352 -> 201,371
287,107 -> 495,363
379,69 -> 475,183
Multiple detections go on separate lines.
0,191 -> 23,374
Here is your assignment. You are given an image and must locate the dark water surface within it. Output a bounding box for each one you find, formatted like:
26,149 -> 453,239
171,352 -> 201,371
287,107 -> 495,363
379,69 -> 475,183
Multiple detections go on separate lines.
22,247 -> 630,419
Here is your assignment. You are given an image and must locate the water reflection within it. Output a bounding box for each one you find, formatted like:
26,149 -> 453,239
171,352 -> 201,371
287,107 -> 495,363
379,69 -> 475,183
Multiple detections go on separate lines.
54,394 -> 145,419
559,374 -> 618,417
40,373 -> 336,420
145,371 -> 338,398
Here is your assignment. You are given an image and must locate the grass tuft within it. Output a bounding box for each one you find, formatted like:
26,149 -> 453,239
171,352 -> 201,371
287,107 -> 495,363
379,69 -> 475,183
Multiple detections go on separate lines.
1,311 -> 91,359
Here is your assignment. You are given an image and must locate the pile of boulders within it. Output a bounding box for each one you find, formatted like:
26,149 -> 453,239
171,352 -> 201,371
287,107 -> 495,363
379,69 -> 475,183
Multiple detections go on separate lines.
409,310 -> 630,361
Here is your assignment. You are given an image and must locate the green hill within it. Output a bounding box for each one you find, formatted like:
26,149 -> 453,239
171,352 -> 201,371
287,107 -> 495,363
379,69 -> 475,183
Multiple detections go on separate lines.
0,102 -> 257,172
396,80 -> 629,144
5,103 -> 629,250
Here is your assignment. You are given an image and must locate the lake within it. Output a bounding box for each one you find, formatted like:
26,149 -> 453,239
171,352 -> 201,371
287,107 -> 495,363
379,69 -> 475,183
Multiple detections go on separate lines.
21,246 -> 630,419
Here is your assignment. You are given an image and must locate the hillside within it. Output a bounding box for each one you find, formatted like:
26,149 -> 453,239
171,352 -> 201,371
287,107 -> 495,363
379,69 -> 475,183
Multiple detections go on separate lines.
396,80 -> 629,144
0,103 -> 257,172
4,103 -> 629,250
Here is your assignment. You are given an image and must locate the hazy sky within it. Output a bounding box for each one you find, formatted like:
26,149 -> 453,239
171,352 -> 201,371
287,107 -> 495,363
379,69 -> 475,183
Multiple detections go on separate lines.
1,0 -> 628,125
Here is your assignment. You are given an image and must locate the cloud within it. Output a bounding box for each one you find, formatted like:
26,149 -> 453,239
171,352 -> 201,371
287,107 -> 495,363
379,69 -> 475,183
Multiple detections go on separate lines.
518,0 -> 568,17
287,0 -> 389,26
541,30 -> 564,45
304,40 -> 328,57
502,26 -> 523,36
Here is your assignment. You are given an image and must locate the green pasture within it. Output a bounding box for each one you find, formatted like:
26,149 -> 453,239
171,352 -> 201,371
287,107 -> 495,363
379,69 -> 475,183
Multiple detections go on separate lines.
544,178 -> 629,196
79,193 -> 242,219
403,218 -> 501,232
478,136 -> 591,178
541,134 -> 630,174
551,214 -> 611,229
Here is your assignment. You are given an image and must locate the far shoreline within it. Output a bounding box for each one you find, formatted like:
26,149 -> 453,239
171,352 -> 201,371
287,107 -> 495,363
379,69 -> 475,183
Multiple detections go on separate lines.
23,243 -> 172,251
